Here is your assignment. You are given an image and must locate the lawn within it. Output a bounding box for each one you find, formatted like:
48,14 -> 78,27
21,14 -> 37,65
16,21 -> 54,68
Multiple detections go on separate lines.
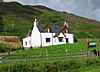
3,42 -> 89,60
18,42 -> 87,54
1,42 -> 100,72
2,41 -> 100,64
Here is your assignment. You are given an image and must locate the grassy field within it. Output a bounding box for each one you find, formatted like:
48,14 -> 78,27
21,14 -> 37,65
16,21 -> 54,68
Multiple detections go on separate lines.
0,42 -> 100,72
19,43 -> 86,53
1,57 -> 100,72
3,42 -> 97,60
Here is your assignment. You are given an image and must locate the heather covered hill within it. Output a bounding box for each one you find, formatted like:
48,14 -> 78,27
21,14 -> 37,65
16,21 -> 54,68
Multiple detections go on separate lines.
0,2 -> 100,39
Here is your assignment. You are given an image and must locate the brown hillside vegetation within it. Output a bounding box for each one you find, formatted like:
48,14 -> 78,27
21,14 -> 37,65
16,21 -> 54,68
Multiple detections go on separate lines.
0,36 -> 22,50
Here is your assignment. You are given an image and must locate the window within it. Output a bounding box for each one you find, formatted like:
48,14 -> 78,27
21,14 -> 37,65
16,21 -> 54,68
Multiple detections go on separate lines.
66,30 -> 68,33
59,37 -> 63,42
25,42 -> 27,46
46,38 -> 50,42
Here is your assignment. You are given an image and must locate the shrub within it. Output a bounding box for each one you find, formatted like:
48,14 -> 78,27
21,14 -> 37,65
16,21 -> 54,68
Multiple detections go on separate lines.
0,44 -> 9,53
0,15 -> 4,32
0,58 -> 100,72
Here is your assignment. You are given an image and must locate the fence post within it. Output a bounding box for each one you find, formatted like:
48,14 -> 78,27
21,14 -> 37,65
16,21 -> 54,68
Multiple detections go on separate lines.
65,49 -> 68,58
97,40 -> 99,58
45,49 -> 48,61
86,38 -> 89,58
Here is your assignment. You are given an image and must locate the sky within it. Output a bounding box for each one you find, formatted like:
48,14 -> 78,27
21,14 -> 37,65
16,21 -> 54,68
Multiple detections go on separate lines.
4,0 -> 100,21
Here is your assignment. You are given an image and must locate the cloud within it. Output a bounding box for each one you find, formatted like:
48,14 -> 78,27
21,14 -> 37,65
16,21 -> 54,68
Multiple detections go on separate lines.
4,0 -> 100,21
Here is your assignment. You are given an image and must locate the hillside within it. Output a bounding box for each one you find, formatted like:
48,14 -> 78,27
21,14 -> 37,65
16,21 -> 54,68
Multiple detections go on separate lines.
0,2 -> 100,39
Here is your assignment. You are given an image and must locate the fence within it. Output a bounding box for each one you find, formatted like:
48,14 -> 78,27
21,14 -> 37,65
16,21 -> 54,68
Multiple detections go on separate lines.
78,38 -> 100,42
0,51 -> 96,64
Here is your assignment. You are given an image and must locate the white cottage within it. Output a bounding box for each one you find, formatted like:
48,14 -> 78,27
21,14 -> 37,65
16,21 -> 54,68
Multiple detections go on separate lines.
23,19 -> 74,48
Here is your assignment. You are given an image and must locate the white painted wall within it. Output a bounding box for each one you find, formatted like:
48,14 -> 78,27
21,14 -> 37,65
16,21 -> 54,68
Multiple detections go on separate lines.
56,32 -> 66,45
31,21 -> 41,48
40,32 -> 73,46
65,34 -> 74,44
23,33 -> 74,48
41,33 -> 54,46
23,36 -> 31,49
23,19 -> 74,48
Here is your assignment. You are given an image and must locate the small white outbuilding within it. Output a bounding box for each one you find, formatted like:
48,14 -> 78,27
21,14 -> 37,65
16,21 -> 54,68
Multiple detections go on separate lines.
23,19 -> 74,48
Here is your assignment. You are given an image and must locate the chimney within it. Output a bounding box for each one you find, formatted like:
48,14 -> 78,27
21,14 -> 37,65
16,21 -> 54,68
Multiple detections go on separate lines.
34,18 -> 38,26
64,21 -> 69,28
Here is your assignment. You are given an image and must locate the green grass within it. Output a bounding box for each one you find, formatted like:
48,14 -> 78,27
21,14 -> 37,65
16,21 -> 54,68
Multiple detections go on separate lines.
0,2 -> 100,39
3,42 -> 88,59
3,42 -> 100,60
19,42 -> 87,54
80,65 -> 100,72
1,57 -> 100,72
66,64 -> 100,72
1,42 -> 100,72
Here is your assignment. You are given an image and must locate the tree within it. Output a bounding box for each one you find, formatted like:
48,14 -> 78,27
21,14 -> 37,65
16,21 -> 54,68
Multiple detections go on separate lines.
39,12 -> 64,24
0,15 -> 4,32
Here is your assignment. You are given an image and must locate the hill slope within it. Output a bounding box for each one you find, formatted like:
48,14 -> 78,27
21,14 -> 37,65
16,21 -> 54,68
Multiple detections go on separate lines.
0,2 -> 100,39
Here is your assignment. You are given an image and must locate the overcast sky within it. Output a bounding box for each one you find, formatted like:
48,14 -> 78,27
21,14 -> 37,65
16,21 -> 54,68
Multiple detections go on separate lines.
4,0 -> 100,21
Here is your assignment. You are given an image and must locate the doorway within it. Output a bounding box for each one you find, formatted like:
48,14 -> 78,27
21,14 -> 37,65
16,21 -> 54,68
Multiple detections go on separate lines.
66,38 -> 68,43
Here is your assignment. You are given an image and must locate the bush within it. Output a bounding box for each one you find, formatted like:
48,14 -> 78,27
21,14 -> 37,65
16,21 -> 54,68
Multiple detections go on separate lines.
74,36 -> 78,42
0,44 -> 9,53
0,42 -> 22,53
43,62 -> 58,72
0,58 -> 100,72
0,15 -> 4,32
39,12 -> 64,24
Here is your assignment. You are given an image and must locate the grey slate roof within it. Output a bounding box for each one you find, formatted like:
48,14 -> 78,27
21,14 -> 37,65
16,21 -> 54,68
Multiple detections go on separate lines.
29,24 -> 68,37
52,24 -> 63,33
37,24 -> 63,33
31,24 -> 46,32
37,24 -> 46,32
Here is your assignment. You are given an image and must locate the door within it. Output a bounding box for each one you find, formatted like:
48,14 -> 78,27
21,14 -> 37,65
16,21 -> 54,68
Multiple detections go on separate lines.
66,38 -> 68,43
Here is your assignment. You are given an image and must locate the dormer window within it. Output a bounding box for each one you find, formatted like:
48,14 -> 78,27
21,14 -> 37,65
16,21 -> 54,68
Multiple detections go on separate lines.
66,30 -> 68,33
43,25 -> 51,33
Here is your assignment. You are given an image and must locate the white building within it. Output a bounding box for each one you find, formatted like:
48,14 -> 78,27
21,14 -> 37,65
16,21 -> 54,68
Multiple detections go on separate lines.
23,19 -> 74,48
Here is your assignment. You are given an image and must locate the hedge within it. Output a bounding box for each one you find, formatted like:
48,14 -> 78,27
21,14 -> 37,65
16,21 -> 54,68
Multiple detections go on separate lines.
0,58 -> 100,72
